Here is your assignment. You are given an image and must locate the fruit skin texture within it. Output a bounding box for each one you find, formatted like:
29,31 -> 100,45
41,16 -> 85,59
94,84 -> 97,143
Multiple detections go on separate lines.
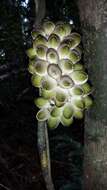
27,20 -> 93,129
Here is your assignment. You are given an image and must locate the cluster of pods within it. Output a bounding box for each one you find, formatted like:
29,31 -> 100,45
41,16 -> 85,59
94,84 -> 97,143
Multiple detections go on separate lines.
27,20 -> 93,129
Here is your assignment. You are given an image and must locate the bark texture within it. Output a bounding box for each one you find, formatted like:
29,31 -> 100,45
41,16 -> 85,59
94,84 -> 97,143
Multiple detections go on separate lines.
77,0 -> 107,189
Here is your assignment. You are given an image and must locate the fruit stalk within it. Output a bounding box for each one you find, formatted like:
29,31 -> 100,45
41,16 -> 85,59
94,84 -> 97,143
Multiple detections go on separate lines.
37,121 -> 55,190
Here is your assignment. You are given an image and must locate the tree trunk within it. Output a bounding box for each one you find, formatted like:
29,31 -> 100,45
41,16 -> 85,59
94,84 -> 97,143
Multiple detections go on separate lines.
77,0 -> 107,189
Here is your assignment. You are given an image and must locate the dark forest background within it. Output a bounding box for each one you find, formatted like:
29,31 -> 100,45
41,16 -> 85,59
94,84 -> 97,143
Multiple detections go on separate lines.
0,0 -> 83,189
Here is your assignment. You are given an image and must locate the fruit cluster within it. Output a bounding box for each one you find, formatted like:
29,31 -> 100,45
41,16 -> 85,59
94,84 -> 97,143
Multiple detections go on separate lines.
27,21 -> 93,129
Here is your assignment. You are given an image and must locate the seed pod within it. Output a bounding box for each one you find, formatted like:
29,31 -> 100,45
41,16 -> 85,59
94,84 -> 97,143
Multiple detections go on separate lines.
47,64 -> 62,80
36,109 -> 50,121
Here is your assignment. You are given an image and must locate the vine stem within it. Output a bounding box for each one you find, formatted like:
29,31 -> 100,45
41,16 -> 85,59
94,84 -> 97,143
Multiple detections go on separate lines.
37,121 -> 55,190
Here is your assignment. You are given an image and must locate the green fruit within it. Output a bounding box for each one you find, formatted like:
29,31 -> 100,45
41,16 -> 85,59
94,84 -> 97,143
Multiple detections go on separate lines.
48,116 -> 59,129
34,97 -> 48,108
33,35 -> 47,46
58,44 -> 70,59
31,74 -> 43,87
66,38 -> 78,49
41,89 -> 55,99
27,20 -> 93,127
81,83 -> 92,95
47,48 -> 59,64
73,99 -> 84,110
63,32 -> 81,49
48,34 -> 60,49
28,63 -> 35,74
73,110 -> 84,119
31,30 -> 45,40
43,21 -> 55,35
26,48 -> 36,58
83,96 -> 93,108
55,100 -> 65,107
51,106 -> 62,117
70,32 -> 81,47
74,46 -> 82,56
70,87 -> 83,96
54,24 -> 66,39
41,78 -> 56,90
61,115 -> 73,126
35,60 -> 47,75
56,91 -> 66,102
71,71 -> 88,85
59,75 -> 74,88
59,59 -> 73,73
47,64 -> 62,80
36,109 -> 50,121
72,63 -> 84,71
36,45 -> 47,59
69,50 -> 81,64
63,23 -> 71,36
63,104 -> 73,119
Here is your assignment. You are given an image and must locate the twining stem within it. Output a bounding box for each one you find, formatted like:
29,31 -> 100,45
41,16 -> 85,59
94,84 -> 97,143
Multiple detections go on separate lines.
37,121 -> 55,190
